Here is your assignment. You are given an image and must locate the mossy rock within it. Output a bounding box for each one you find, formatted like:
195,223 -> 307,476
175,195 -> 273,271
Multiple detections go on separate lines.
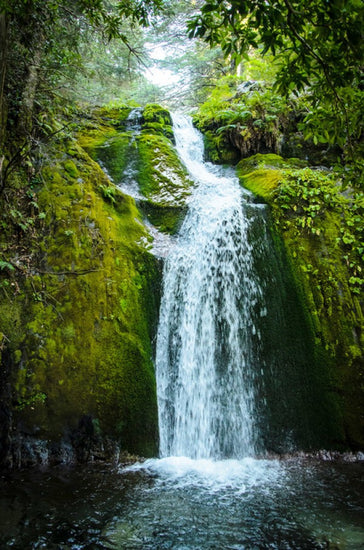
77,126 -> 118,158
136,124 -> 193,234
239,158 -> 364,449
237,154 -> 308,200
238,153 -> 307,175
76,105 -> 133,159
91,105 -> 132,130
140,201 -> 188,235
2,138 -> 160,456
141,104 -> 173,140
95,133 -> 133,184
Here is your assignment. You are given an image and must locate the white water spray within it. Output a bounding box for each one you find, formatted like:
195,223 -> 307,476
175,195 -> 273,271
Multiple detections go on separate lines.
156,115 -> 265,459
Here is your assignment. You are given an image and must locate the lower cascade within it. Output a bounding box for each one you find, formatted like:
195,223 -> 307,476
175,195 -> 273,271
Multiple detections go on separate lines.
156,115 -> 267,459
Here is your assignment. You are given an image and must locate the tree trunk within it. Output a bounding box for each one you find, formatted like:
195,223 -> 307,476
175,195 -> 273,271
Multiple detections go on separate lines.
17,37 -> 44,138
0,12 -> 8,150
0,12 -> 9,190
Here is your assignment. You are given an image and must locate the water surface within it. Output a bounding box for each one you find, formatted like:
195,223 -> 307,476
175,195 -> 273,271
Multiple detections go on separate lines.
1,457 -> 363,549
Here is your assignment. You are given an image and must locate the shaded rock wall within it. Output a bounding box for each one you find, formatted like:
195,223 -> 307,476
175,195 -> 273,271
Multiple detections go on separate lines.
238,155 -> 364,449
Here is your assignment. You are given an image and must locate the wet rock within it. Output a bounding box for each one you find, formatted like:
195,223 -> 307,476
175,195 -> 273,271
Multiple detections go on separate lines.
2,425 -> 123,469
0,403 -> 12,467
71,414 -> 97,463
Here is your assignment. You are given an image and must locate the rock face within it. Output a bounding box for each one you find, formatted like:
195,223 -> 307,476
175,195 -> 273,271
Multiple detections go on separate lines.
0,104 -> 192,468
136,105 -> 193,234
237,154 -> 364,450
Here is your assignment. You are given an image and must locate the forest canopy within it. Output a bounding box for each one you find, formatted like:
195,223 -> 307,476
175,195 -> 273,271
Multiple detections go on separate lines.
0,0 -> 363,189
188,0 -> 363,178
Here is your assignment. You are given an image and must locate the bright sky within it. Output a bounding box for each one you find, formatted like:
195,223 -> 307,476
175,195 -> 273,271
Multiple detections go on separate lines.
145,65 -> 182,86
144,42 -> 182,87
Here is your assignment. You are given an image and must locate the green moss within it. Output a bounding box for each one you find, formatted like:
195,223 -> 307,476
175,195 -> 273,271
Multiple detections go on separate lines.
137,132 -> 190,201
140,201 -> 188,235
141,104 -> 173,140
77,103 -> 192,235
136,120 -> 193,233
3,136 -> 160,456
77,126 -> 118,157
239,157 -> 364,449
238,153 -> 307,174
64,160 -> 79,178
239,168 -> 282,200
93,105 -> 131,127
237,154 -> 308,200
95,133 -> 132,183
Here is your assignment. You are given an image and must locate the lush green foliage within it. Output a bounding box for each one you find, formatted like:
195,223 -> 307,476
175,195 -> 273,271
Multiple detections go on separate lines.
195,77 -> 289,132
189,0 -> 364,180
189,0 -> 363,90
238,156 -> 363,296
274,170 -> 364,295
0,0 -> 165,193
239,156 -> 363,292
193,77 -> 320,164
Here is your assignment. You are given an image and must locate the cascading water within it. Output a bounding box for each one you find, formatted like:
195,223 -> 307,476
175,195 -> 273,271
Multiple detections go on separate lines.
156,115 -> 267,459
1,113 -> 361,550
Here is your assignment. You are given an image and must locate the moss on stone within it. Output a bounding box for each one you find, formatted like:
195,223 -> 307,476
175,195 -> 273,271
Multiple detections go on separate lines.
238,156 -> 364,449
140,201 -> 188,235
76,104 -> 133,158
239,168 -> 282,200
141,104 -> 173,141
0,130 -> 160,456
93,105 -> 131,125
77,126 -> 118,158
238,153 -> 307,174
136,112 -> 193,233
64,159 -> 79,178
95,133 -> 133,184
237,154 -> 307,200
136,132 -> 191,201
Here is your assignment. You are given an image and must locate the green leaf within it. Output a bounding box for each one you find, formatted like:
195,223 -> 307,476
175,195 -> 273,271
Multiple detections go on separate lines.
0,261 -> 15,272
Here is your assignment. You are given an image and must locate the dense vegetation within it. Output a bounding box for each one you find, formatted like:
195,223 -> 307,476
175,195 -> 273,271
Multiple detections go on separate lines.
189,0 -> 364,184
0,0 -> 363,465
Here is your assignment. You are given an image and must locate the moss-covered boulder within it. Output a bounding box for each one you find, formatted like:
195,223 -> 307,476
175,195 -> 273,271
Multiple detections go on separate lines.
136,105 -> 193,234
239,155 -> 364,449
77,106 -> 133,185
80,103 -> 193,235
0,110 -> 162,462
237,153 -> 307,199
141,103 -> 174,141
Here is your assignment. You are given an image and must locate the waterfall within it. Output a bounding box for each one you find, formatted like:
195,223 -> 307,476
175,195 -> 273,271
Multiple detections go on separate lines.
156,115 -> 267,459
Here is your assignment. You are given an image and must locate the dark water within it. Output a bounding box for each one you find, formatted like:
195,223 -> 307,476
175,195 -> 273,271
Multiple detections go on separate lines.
1,457 -> 363,549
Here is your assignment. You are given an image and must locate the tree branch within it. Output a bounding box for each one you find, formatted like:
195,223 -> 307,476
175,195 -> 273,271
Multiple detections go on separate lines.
281,0 -> 353,153
36,268 -> 103,275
